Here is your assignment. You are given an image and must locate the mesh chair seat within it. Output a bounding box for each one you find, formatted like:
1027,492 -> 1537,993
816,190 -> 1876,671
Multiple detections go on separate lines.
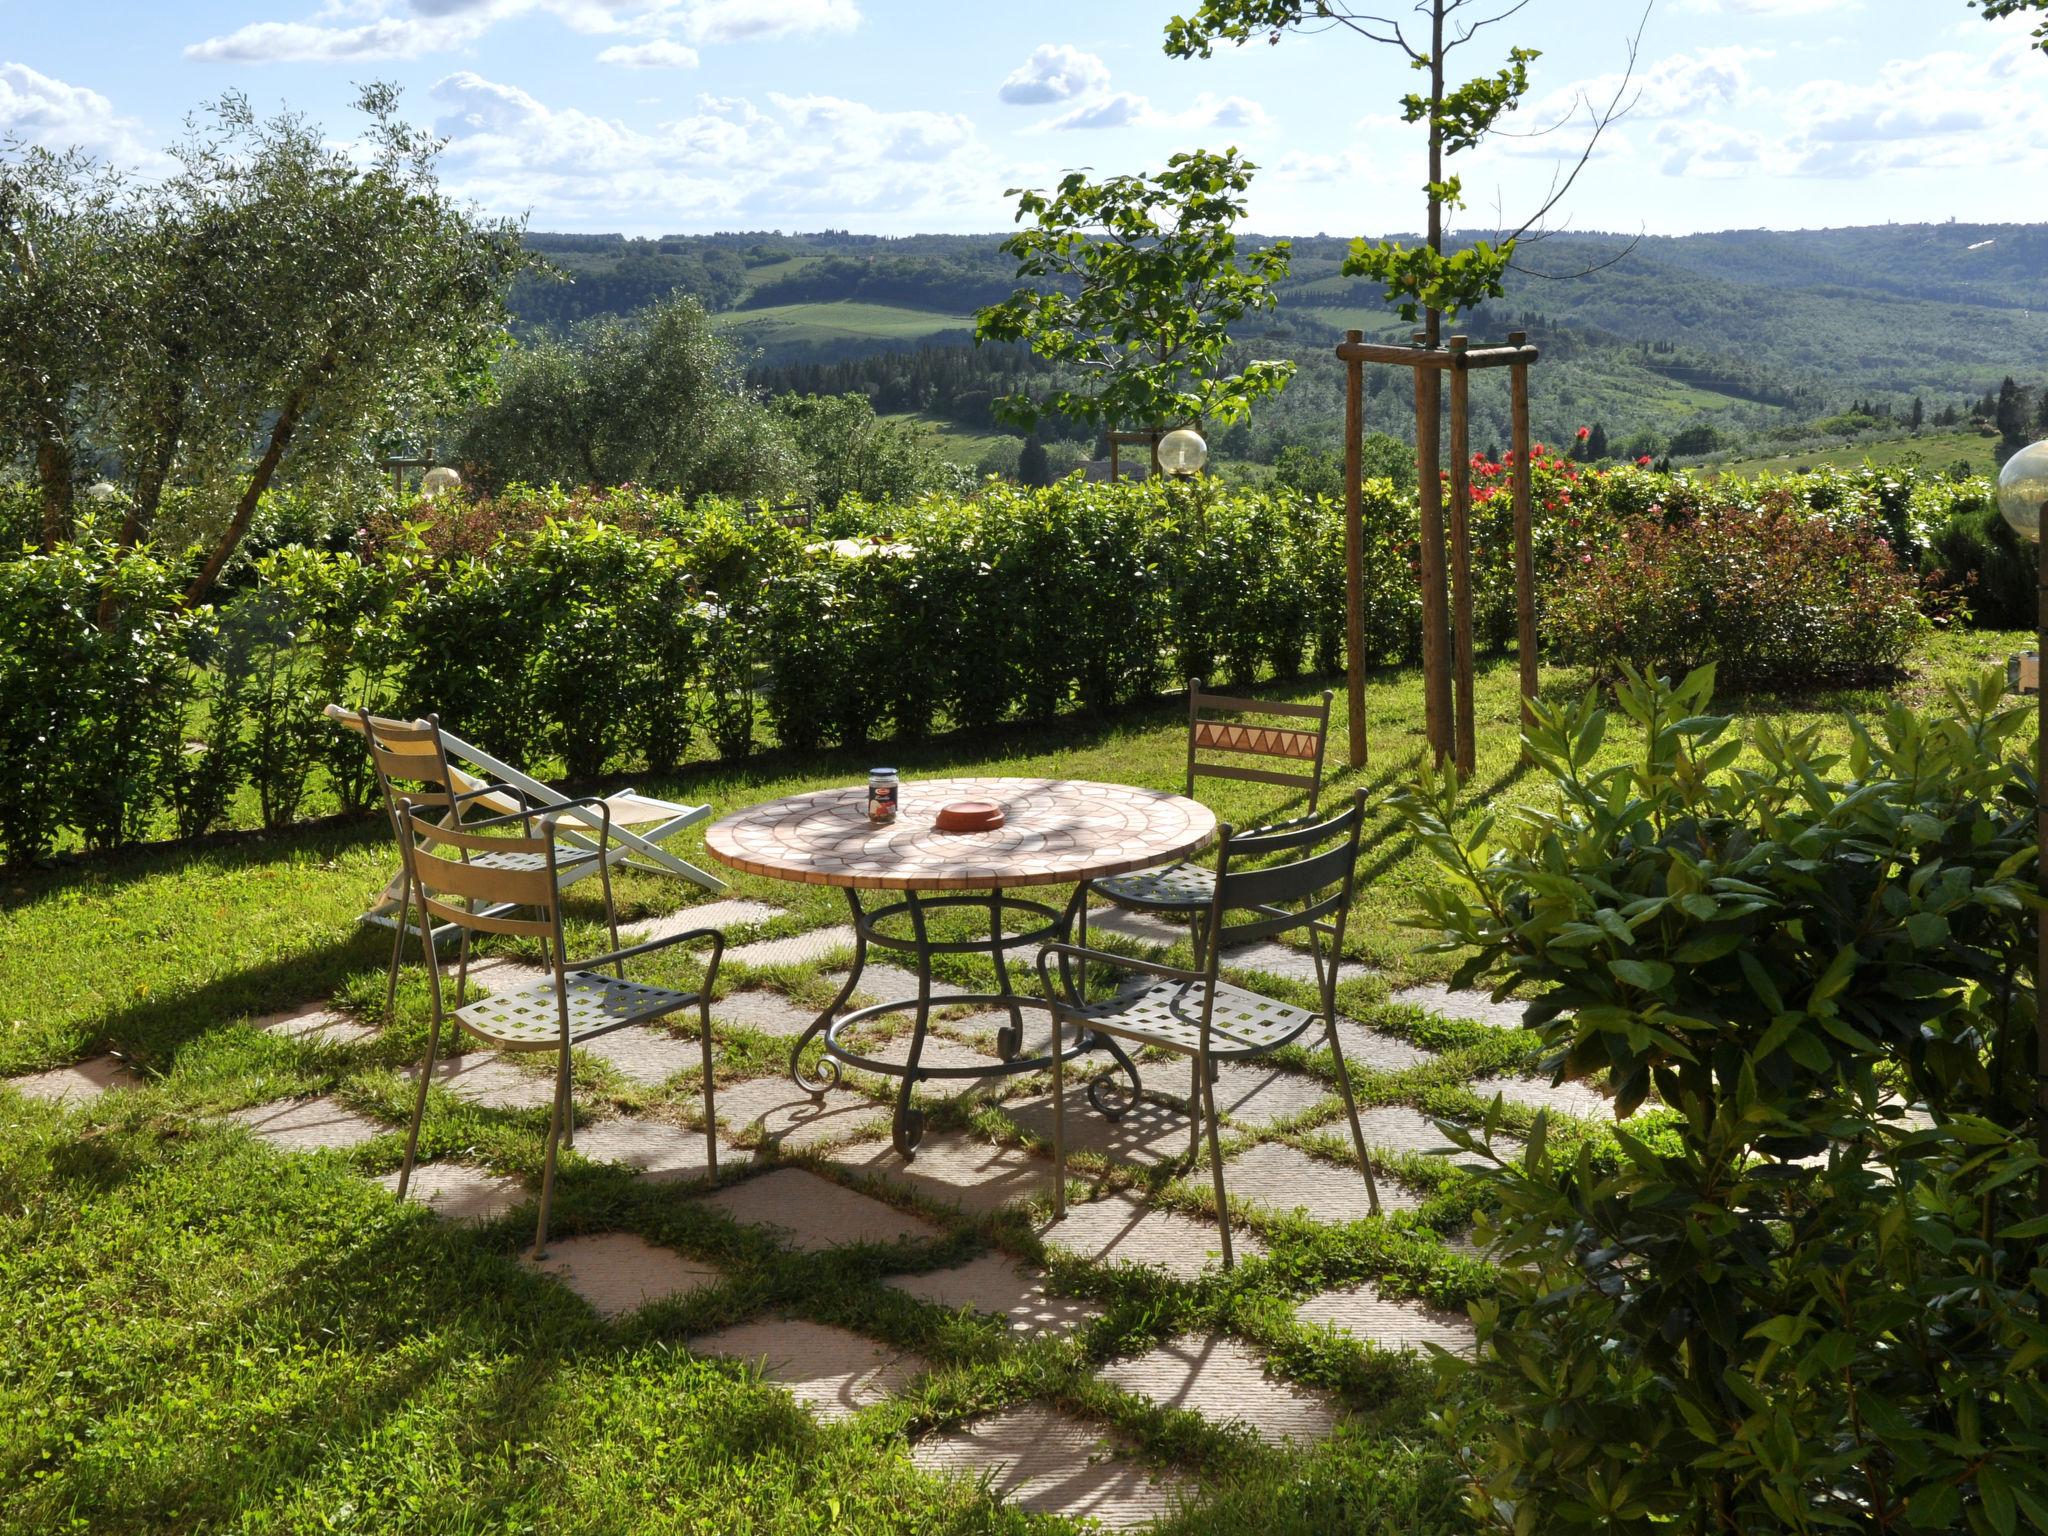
456,971 -> 702,1050
1070,977 -> 1318,1059
1093,862 -> 1215,912
460,845 -> 599,877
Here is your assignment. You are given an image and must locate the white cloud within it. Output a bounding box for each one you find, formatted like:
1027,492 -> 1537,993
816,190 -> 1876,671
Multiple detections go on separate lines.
428,70 -> 990,228
1042,90 -> 1270,132
998,43 -> 1110,105
1526,45 -> 1767,134
1781,39 -> 2047,178
0,62 -> 156,162
186,0 -> 855,63
597,38 -> 699,66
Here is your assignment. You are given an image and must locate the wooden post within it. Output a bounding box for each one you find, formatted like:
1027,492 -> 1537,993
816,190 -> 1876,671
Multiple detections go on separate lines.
1447,335 -> 1475,777
1414,333 -> 1452,767
1343,331 -> 1368,769
1507,332 -> 1538,742
1109,437 -> 1119,482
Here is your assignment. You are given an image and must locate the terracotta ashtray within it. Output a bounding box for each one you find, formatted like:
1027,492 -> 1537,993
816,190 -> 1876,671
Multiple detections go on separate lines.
934,800 -> 1005,833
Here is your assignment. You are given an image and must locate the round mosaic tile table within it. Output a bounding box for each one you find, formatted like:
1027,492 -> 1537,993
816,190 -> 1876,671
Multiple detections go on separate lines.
705,778 -> 1216,1155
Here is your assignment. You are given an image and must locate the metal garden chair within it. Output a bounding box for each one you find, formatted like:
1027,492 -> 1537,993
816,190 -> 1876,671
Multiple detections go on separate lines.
1085,681 -> 1334,966
1037,789 -> 1378,1268
393,792 -> 725,1258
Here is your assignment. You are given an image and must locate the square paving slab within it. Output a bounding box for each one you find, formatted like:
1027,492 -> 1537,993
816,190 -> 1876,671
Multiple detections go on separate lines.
889,1254 -> 1105,1338
579,1023 -> 703,1087
1099,1334 -> 1339,1446
1219,940 -> 1370,989
378,1162 -> 526,1224
628,899 -> 783,944
692,1317 -> 926,1421
711,989 -> 821,1038
1082,906 -> 1190,948
406,1052 -> 559,1110
229,1096 -> 384,1151
258,1003 -> 378,1047
1039,1191 -> 1262,1279
1225,1140 -> 1389,1224
1119,1057 -> 1334,1129
573,1115 -> 719,1182
911,1402 -> 1193,1530
8,1054 -> 141,1104
1481,1074 -> 1618,1121
1355,1104 -> 1521,1169
1297,1284 -> 1478,1357
1001,1089 -> 1201,1168
528,1231 -> 722,1319
1389,983 -> 1532,1032
728,926 -> 859,970
834,1132 -> 1046,1215
697,1167 -> 942,1252
1312,1018 -> 1436,1074
714,1075 -> 883,1150
465,957 -> 556,994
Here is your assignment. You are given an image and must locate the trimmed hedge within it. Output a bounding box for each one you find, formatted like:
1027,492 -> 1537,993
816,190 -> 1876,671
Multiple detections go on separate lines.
0,462 -> 1994,864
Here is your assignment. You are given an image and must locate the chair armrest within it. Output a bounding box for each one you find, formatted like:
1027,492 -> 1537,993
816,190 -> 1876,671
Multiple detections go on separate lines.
1034,940 -> 1204,1012
573,925 -> 725,981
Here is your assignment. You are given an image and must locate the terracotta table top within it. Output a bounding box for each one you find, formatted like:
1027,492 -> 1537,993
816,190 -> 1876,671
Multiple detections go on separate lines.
704,777 -> 1216,892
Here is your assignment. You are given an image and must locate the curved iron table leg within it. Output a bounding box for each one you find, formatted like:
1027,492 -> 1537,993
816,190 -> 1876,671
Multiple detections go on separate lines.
891,889 -> 933,1156
987,883 -> 1028,1056
789,887 -> 861,1096
1061,883 -> 1142,1121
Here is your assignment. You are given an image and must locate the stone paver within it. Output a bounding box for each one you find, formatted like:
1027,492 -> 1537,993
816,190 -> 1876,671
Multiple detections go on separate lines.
831,1032 -> 1009,1098
1297,1284 -> 1478,1357
407,1052 -> 559,1110
466,956 -> 555,994
1356,1103 -> 1521,1169
1002,1089 -> 1200,1168
1119,1056 -> 1334,1129
693,1317 -> 926,1421
1083,906 -> 1189,948
579,1023 -> 703,1087
712,989 -> 820,1038
1220,939 -> 1370,988
698,1167 -> 942,1252
378,1162 -> 526,1224
259,1003 -> 378,1047
1313,1017 -> 1436,1074
911,1403 -> 1193,1530
627,898 -> 783,944
1039,1191 -> 1262,1279
7,1054 -> 142,1104
889,1254 -> 1105,1337
728,926 -> 859,970
1225,1140 -> 1392,1223
528,1231 -> 722,1319
835,1132 -> 1045,1215
1100,1334 -> 1339,1446
829,963 -> 928,1004
1390,982 -> 1531,1032
714,1075 -> 881,1150
574,1115 -> 718,1182
229,1096 -> 384,1151
1483,1074 -> 1617,1122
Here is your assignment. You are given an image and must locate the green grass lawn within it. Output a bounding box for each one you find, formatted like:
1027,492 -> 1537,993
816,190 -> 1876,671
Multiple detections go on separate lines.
1708,427 -> 2000,480
1,628 -> 2026,1534
880,412 -> 1018,467
713,301 -> 972,349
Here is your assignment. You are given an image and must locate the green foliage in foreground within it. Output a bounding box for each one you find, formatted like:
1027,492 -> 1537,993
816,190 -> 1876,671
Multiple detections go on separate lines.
1400,666 -> 2048,1532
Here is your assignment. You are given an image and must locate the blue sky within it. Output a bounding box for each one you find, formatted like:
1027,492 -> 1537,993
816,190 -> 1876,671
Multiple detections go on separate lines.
2,1 -> 2043,237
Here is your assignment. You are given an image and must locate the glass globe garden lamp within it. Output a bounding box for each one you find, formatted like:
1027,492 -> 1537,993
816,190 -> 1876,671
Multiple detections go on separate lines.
420,466 -> 463,500
1157,428 -> 1208,478
2000,440 -> 2048,546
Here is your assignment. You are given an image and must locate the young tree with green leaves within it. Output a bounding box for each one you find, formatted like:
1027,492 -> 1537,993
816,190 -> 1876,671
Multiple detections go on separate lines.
1164,3 -> 1641,346
1972,0 -> 2048,52
973,148 -> 1294,467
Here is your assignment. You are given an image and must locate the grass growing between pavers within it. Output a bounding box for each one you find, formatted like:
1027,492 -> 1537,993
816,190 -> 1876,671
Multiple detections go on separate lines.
1,630 -> 2028,1532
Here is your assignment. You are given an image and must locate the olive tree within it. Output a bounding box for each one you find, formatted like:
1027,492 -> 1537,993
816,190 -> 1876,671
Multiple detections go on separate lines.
455,294 -> 805,499
973,148 -> 1294,459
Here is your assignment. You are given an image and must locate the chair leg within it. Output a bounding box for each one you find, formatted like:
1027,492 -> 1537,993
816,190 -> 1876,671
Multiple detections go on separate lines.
1323,1016 -> 1382,1216
699,995 -> 719,1178
1197,1046 -> 1233,1270
383,884 -> 411,1028
1050,1013 -> 1068,1220
1187,1055 -> 1202,1160
534,1041 -> 573,1259
397,1003 -> 441,1202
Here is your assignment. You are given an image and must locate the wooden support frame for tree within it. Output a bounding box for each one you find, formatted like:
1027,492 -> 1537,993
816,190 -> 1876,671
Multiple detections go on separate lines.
1337,328 -> 1541,773
1107,428 -> 1164,481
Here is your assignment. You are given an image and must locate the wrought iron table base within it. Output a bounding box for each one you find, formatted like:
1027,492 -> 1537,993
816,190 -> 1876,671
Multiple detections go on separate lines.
787,885 -> 1141,1156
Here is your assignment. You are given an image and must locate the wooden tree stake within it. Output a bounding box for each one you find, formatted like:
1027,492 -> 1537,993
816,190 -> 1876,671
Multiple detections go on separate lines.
1447,335 -> 1476,777
1508,332 -> 1538,744
1342,332 -> 1368,768
1414,337 -> 1452,767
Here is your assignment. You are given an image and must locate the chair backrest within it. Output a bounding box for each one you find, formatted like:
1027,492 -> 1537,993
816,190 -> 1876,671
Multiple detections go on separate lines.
351,710 -> 463,821
396,798 -> 567,950
1184,682 -> 1334,817
1203,788 -> 1369,961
